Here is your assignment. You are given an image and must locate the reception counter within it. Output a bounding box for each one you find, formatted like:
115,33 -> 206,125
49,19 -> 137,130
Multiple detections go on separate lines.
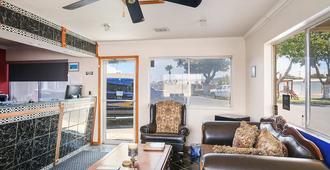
0,97 -> 96,170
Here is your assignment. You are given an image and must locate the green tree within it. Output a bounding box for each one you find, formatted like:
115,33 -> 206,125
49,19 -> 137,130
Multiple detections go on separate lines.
276,33 -> 305,85
310,31 -> 330,98
277,31 -> 330,98
177,59 -> 230,93
165,65 -> 173,75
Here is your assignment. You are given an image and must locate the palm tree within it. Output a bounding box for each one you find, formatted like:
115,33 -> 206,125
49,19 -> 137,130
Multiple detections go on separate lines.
165,65 -> 173,75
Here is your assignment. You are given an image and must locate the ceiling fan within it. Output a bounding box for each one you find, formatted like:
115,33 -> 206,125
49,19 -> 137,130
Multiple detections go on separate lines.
63,0 -> 202,24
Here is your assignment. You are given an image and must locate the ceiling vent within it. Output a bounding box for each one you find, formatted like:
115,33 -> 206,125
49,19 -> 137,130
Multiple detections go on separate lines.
154,27 -> 170,32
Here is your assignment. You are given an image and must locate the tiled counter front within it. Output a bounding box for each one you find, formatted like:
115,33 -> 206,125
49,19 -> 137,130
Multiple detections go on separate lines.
0,102 -> 59,170
59,98 -> 95,159
0,97 -> 96,170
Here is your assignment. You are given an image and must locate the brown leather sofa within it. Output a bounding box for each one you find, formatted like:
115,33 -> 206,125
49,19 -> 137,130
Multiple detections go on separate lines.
201,116 -> 329,170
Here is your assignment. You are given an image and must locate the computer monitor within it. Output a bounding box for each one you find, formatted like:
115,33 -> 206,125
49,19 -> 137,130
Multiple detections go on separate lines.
0,94 -> 8,102
65,85 -> 82,99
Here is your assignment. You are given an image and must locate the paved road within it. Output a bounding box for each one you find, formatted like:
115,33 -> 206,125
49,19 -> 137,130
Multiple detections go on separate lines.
189,96 -> 230,107
278,104 -> 330,136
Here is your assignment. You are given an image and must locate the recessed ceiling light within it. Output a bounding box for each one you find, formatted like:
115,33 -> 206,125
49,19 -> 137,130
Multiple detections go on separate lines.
103,23 -> 111,31
199,18 -> 207,27
154,27 -> 170,32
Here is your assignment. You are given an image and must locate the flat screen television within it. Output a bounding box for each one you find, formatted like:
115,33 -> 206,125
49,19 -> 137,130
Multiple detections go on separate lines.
65,85 -> 82,99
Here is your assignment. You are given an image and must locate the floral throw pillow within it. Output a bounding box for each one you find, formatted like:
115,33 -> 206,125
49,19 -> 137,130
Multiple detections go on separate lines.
213,145 -> 267,156
232,121 -> 259,148
255,129 -> 288,157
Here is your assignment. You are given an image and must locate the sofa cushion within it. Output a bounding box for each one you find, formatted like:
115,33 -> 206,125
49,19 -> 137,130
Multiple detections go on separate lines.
203,154 -> 329,170
155,101 -> 182,134
255,129 -> 288,157
232,121 -> 259,148
213,145 -> 267,156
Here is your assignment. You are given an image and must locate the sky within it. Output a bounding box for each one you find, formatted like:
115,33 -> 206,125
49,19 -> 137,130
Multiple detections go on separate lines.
277,57 -> 328,78
150,59 -> 231,82
107,60 -> 135,74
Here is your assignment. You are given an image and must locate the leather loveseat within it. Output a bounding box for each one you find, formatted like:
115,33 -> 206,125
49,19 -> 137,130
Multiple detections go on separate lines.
201,116 -> 328,170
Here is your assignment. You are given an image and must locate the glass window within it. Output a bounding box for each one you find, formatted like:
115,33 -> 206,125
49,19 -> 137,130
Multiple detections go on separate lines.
309,19 -> 330,136
10,81 -> 68,102
275,32 -> 306,127
39,82 -> 68,101
10,82 -> 39,102
150,59 -> 188,104
150,57 -> 232,107
189,58 -> 231,107
274,18 -> 330,138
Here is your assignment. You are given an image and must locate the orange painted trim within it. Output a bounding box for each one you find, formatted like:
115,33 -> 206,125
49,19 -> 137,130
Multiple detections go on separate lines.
98,55 -> 139,60
90,97 -> 97,144
97,55 -> 140,144
54,103 -> 64,164
95,42 -> 99,57
61,26 -> 67,48
134,56 -> 139,143
0,107 -> 59,119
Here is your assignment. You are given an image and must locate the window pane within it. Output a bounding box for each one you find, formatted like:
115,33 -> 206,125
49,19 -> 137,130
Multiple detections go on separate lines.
189,58 -> 231,107
275,32 -> 306,127
39,82 -> 68,101
309,19 -> 330,136
10,82 -> 38,102
150,59 -> 188,104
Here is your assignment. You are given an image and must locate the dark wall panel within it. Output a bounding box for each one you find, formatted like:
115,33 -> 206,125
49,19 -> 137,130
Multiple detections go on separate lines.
0,49 -> 9,94
9,61 -> 68,81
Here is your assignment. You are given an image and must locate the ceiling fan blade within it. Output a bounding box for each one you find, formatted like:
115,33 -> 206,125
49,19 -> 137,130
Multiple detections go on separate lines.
63,0 -> 100,10
126,0 -> 145,23
164,0 -> 202,8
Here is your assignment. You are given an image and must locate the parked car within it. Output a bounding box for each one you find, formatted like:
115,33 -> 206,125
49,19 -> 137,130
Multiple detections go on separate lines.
210,85 -> 231,99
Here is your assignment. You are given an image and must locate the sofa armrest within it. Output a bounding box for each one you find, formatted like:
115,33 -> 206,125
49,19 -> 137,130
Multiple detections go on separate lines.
140,123 -> 156,133
202,153 -> 329,170
178,125 -> 190,136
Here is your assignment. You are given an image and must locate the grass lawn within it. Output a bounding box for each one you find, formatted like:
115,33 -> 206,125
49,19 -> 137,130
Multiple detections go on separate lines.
277,98 -> 330,105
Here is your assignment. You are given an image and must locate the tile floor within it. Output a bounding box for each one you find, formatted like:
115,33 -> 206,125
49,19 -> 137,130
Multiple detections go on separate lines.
52,144 -> 201,170
171,154 -> 200,170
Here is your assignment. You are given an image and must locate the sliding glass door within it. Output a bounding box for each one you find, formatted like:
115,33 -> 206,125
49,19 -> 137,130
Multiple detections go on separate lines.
308,19 -> 330,136
274,18 -> 330,137
275,32 -> 306,127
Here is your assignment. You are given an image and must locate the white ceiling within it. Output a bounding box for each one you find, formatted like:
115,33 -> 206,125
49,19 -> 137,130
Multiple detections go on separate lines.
9,0 -> 279,41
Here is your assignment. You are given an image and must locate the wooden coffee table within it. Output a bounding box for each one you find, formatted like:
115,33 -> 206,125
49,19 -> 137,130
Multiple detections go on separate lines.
89,143 -> 172,170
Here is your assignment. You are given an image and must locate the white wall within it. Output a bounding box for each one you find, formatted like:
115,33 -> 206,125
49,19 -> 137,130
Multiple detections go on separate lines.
99,37 -> 246,144
6,47 -> 98,96
245,0 -> 330,121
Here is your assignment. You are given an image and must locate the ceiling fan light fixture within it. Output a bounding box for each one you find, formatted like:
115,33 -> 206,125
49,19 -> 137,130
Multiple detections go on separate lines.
103,23 -> 111,31
199,18 -> 207,27
154,27 -> 170,32
127,0 -> 136,4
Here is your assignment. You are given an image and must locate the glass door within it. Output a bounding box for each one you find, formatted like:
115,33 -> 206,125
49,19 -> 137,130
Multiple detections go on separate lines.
273,18 -> 330,137
308,19 -> 330,136
274,32 -> 306,127
103,59 -> 136,144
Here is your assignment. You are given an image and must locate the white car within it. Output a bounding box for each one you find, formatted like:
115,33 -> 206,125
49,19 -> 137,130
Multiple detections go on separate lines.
210,85 -> 231,99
